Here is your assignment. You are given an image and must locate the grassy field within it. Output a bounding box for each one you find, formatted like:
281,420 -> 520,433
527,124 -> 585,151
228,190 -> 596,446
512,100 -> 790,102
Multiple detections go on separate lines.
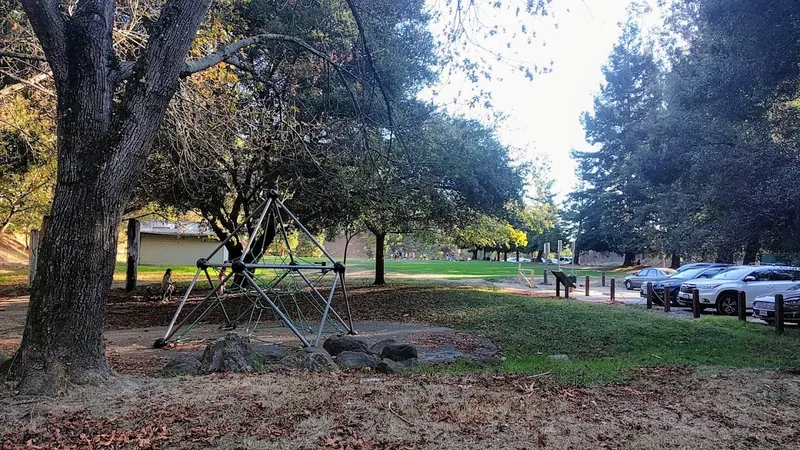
1,258 -> 623,287
373,285 -> 800,384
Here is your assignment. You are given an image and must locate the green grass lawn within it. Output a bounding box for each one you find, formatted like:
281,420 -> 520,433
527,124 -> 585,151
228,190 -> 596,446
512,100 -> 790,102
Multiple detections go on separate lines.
389,285 -> 800,384
2,258 -> 626,288
347,258 -> 612,281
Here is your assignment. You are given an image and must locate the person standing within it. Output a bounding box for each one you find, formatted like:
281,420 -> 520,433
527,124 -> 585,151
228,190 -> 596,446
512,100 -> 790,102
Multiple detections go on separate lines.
161,268 -> 175,303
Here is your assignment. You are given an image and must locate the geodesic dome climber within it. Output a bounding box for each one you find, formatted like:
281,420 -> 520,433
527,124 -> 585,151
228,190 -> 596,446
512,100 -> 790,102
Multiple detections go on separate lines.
153,189 -> 355,349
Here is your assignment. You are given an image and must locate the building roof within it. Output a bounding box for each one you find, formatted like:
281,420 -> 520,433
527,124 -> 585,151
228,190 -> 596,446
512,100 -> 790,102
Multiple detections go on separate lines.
140,220 -> 217,238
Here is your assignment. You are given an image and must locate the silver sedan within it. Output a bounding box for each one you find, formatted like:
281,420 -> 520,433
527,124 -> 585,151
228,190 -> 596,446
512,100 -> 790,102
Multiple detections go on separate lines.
623,268 -> 676,290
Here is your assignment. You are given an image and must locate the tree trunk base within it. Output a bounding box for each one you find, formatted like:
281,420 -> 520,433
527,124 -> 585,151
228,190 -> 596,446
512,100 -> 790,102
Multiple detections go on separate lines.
6,354 -> 111,395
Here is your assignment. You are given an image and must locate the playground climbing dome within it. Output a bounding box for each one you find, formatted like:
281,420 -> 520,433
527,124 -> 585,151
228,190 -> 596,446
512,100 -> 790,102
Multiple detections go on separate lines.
154,189 -> 355,349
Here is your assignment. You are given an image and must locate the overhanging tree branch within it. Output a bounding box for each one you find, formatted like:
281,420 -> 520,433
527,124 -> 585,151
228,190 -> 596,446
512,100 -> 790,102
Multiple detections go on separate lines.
17,0 -> 67,85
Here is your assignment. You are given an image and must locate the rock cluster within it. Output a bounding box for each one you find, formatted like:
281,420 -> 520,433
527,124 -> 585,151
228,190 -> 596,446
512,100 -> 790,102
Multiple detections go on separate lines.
161,333 -> 420,375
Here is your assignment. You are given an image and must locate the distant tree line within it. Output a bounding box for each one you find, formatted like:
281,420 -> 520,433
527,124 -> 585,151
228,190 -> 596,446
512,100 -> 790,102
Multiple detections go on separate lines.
570,0 -> 800,266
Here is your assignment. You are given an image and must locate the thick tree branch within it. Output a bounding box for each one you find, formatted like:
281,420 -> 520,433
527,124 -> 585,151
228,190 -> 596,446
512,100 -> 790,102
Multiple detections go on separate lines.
17,0 -> 67,85
0,72 -> 52,98
179,33 -> 355,78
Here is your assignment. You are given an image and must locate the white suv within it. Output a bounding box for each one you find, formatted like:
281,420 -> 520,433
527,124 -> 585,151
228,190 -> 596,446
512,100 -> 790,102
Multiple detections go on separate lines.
677,266 -> 800,315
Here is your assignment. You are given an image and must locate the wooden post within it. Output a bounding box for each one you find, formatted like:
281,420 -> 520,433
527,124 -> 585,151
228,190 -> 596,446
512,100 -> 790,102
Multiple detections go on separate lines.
28,215 -> 49,287
646,282 -> 653,310
125,219 -> 140,292
555,278 -> 561,298
663,288 -> 671,313
543,270 -> 549,285
28,229 -> 40,287
775,294 -> 784,334
692,288 -> 701,319
517,263 -> 522,284
737,291 -> 746,321
565,278 -> 570,299
585,275 -> 590,296
530,269 -> 534,288
601,272 -> 606,287
610,279 -> 615,302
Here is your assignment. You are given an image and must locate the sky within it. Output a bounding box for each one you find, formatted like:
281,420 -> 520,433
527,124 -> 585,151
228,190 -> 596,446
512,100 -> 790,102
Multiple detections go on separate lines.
422,0 -> 634,202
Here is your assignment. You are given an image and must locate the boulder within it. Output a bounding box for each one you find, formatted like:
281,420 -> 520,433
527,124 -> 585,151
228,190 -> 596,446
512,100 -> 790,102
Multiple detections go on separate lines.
282,347 -> 339,372
323,336 -> 371,356
369,339 -> 397,355
376,358 -> 420,374
199,333 -> 253,373
380,344 -> 418,362
162,352 -> 201,376
548,354 -> 571,363
336,351 -> 378,370
251,344 -> 289,362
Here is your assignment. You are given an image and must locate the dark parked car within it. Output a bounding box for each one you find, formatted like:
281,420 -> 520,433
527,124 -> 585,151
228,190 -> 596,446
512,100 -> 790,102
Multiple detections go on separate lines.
674,262 -> 731,274
639,266 -> 730,305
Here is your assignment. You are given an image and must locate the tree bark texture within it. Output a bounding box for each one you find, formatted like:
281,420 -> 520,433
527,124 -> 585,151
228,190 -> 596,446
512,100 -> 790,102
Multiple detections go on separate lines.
472,248 -> 478,260
623,252 -> 636,267
670,253 -> 681,269
10,0 -> 214,395
373,232 -> 386,285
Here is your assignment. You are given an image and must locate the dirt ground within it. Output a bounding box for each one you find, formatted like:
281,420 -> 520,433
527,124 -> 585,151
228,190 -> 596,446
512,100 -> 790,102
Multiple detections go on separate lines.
1,367 -> 799,449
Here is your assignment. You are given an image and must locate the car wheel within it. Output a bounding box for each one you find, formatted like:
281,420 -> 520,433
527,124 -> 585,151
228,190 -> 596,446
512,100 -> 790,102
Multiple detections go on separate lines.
716,293 -> 738,315
625,280 -> 633,290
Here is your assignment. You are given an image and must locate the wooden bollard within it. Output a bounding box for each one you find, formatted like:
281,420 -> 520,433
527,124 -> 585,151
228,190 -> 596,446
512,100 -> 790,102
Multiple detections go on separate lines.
585,276 -> 590,296
565,279 -> 570,299
610,279 -> 615,302
646,282 -> 653,310
776,294 -> 784,334
692,288 -> 701,318
530,269 -> 534,287
663,287 -> 671,313
543,270 -> 549,285
602,272 -> 606,287
555,279 -> 561,298
737,291 -> 746,321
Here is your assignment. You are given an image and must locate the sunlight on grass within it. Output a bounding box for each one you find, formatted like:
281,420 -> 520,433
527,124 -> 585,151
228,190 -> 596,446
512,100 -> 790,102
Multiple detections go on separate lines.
409,287 -> 800,385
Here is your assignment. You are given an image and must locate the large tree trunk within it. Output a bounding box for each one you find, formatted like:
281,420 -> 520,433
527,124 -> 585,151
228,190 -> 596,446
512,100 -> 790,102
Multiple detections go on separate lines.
7,0 -> 214,395
742,239 -> 760,265
374,231 -> 386,285
623,252 -> 636,267
670,253 -> 681,269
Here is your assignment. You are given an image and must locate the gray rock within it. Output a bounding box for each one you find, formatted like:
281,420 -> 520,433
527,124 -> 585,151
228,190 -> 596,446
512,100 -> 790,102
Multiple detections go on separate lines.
0,348 -> 8,363
251,344 -> 289,362
162,352 -> 201,376
323,336 -> 371,356
369,338 -> 397,355
199,332 -> 253,373
548,354 -> 571,363
380,343 -> 418,362
376,358 -> 420,374
336,351 -> 378,369
282,347 -> 339,372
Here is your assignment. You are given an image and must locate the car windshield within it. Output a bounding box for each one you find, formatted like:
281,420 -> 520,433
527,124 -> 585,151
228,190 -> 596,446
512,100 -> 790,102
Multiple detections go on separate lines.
676,264 -> 706,273
711,268 -> 751,280
670,267 -> 707,279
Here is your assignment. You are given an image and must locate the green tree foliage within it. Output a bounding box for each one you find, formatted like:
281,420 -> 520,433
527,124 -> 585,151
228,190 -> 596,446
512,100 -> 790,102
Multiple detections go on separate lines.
570,0 -> 800,264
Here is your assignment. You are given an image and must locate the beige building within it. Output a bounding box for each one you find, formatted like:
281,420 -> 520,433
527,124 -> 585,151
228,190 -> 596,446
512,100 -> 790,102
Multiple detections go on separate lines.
138,221 -> 227,266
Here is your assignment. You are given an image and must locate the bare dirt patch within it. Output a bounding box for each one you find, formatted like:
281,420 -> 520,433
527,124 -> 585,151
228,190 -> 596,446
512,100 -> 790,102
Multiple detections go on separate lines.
1,368 -> 799,449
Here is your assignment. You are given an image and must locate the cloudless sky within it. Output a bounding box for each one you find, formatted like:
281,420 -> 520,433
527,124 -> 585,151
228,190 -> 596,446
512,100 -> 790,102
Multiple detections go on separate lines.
423,0 -> 633,202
